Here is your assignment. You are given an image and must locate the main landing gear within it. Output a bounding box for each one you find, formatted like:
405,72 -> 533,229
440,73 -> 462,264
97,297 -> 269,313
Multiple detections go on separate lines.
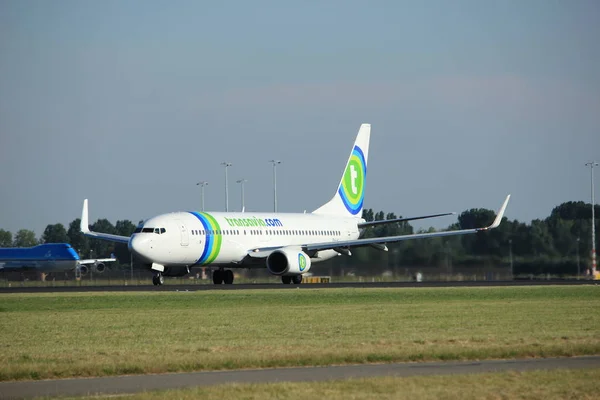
212,269 -> 234,284
282,275 -> 303,284
152,272 -> 164,286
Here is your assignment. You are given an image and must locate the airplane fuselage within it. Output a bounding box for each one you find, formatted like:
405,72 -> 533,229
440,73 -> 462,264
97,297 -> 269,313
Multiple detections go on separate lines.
0,244 -> 80,273
128,211 -> 363,268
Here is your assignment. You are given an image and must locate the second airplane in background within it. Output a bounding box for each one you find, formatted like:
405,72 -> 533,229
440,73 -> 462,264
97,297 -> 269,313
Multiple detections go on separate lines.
81,124 -> 511,285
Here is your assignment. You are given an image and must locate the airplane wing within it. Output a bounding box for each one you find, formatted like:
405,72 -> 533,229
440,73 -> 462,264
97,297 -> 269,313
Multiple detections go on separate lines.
357,212 -> 456,228
79,258 -> 117,264
248,195 -> 510,258
80,199 -> 130,243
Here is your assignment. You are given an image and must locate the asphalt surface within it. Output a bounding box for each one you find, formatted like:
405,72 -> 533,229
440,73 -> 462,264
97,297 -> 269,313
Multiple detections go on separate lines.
1,356 -> 598,399
0,279 -> 595,293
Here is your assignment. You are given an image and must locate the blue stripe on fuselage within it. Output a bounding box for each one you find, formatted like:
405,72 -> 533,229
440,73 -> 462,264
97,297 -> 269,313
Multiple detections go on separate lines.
189,212 -> 211,264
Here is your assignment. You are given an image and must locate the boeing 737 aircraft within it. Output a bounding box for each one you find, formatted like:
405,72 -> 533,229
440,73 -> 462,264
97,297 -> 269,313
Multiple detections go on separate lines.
0,243 -> 116,276
81,124 -> 510,285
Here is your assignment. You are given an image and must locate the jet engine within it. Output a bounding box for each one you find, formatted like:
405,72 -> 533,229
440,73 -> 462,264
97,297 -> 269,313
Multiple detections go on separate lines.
93,262 -> 106,273
78,265 -> 89,275
266,249 -> 311,276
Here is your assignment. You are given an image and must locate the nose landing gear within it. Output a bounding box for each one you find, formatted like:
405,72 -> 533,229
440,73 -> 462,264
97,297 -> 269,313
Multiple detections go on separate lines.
152,272 -> 164,286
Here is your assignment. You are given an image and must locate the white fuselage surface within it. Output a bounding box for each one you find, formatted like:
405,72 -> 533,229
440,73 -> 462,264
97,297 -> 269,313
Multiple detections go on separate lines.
129,211 -> 360,267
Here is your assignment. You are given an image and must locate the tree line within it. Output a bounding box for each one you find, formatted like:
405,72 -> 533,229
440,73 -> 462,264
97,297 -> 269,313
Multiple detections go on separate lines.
1,201 -> 598,275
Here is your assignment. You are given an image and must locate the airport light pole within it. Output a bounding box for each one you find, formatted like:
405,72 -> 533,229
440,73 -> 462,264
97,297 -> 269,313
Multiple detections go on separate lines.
196,181 -> 208,211
221,162 -> 232,212
585,161 -> 598,277
576,237 -> 580,279
269,160 -> 282,212
236,179 -> 247,211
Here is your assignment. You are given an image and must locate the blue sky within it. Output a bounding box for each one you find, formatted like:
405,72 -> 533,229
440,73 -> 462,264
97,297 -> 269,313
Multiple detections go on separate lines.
1,0 -> 599,236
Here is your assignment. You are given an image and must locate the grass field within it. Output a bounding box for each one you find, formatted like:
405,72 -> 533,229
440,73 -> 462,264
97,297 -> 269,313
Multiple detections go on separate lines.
50,368 -> 600,400
1,286 -> 599,381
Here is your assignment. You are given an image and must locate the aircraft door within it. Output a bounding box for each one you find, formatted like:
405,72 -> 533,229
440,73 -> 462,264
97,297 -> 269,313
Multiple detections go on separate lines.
175,220 -> 189,246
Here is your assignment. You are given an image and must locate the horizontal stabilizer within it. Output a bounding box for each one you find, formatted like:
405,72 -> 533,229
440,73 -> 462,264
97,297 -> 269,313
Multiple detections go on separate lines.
358,212 -> 456,228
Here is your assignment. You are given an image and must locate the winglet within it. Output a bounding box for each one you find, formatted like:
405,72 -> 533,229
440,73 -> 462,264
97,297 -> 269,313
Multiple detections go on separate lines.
479,195 -> 511,231
78,199 -> 131,244
81,199 -> 90,233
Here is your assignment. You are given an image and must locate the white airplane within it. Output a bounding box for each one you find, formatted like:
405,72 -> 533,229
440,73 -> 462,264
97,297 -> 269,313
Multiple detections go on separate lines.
80,124 -> 510,286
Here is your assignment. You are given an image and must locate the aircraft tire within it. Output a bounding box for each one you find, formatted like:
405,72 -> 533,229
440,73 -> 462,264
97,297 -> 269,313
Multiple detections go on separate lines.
224,270 -> 234,284
292,275 -> 303,284
212,270 -> 223,285
281,276 -> 292,284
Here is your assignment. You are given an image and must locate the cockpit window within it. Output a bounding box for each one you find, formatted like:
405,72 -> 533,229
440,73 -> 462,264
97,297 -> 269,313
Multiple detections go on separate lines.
141,228 -> 154,233
160,228 -> 166,234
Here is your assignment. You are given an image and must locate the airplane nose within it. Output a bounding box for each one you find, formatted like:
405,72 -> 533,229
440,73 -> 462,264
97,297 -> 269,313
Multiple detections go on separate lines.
129,235 -> 153,262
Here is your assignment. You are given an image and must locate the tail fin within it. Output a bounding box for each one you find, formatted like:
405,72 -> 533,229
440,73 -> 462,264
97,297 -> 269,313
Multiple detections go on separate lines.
313,123 -> 370,217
